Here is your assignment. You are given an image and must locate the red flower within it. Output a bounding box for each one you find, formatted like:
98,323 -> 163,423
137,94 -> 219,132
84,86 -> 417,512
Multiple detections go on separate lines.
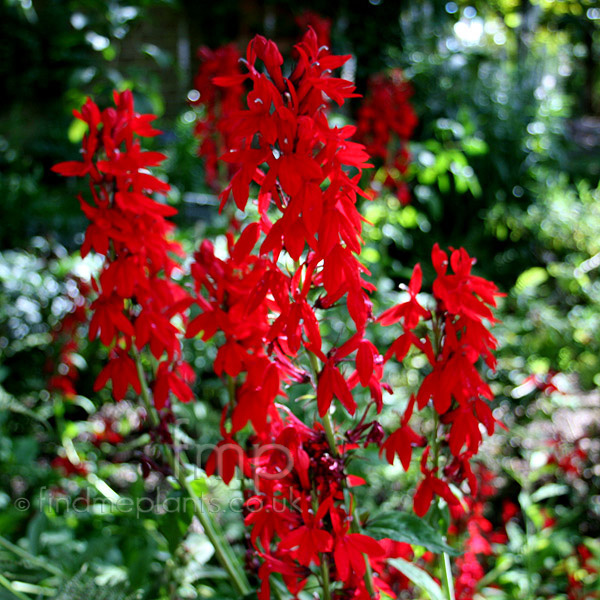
377,263 -> 430,329
331,509 -> 384,581
413,448 -> 459,517
295,11 -> 332,47
93,348 -> 141,401
153,361 -> 194,410
317,359 -> 357,417
381,395 -> 426,470
278,497 -> 333,566
432,244 -> 504,322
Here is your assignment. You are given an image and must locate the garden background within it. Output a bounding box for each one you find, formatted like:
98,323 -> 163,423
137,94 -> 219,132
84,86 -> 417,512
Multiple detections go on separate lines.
0,0 -> 599,598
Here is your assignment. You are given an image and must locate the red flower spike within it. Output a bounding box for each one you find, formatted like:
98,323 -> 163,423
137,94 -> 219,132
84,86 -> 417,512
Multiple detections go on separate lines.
355,69 -> 417,203
55,93 -> 193,411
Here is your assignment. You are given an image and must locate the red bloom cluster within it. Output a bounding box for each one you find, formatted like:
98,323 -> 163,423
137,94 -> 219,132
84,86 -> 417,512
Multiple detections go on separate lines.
355,69 -> 418,205
191,44 -> 245,189
52,91 -> 193,410
378,244 -> 504,517
568,544 -> 598,600
54,23 -> 505,600
447,465 -> 507,599
182,26 -> 505,597
184,28 -> 408,598
192,26 -> 376,384
241,413 -> 401,600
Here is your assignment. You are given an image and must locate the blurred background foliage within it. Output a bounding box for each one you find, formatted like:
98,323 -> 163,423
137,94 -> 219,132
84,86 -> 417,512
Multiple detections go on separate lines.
1,0 -> 600,598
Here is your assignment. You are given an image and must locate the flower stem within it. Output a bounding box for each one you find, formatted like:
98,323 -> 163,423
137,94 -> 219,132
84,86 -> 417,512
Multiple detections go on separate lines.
0,536 -> 63,577
320,555 -> 333,600
442,551 -> 456,600
310,352 -> 378,599
133,350 -> 251,595
321,410 -> 338,457
0,574 -> 30,600
429,318 -> 455,600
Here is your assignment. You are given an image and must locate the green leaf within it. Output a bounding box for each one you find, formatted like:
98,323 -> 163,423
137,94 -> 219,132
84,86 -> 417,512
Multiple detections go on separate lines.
437,173 -> 450,194
159,490 -> 194,554
388,558 -> 445,600
68,118 -> 88,144
530,483 -> 569,503
189,478 -> 208,496
0,387 -> 50,430
514,267 -> 548,292
366,512 -> 460,556
463,137 -> 489,156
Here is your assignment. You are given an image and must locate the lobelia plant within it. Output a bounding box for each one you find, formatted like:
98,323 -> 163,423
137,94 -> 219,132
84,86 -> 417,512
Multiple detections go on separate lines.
355,69 -> 418,206
53,27 -> 504,600
190,42 -> 245,192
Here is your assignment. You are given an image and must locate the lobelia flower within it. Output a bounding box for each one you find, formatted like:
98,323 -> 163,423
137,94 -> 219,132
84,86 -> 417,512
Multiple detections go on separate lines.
413,447 -> 461,517
330,507 -> 384,581
295,11 -> 332,48
380,395 -> 426,471
355,69 -> 418,204
182,25 -> 505,597
377,263 -> 430,329
380,244 -> 503,517
53,90 -> 194,412
54,21 -> 506,599
191,43 -> 245,189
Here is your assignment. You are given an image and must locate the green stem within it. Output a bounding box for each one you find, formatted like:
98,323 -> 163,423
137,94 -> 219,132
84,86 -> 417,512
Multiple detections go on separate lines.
0,536 -> 63,577
429,317 -> 455,600
310,353 -> 378,599
321,411 -> 338,458
441,551 -> 456,600
133,351 -> 251,595
308,351 -> 321,385
178,476 -> 251,594
227,375 -> 236,405
0,575 -> 30,600
431,411 -> 440,467
320,556 -> 332,600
